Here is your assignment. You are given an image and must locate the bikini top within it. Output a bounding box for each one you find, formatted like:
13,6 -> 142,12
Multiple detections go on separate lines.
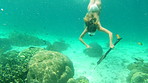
89,4 -> 100,13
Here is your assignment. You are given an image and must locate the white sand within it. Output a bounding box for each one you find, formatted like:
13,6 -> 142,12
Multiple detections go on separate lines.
0,28 -> 147,83
61,36 -> 148,83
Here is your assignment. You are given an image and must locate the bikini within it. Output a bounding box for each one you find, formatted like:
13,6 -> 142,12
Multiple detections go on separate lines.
88,4 -> 100,13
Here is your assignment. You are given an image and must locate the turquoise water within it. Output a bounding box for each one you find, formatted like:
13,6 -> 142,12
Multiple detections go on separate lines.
1,0 -> 148,39
0,0 -> 148,83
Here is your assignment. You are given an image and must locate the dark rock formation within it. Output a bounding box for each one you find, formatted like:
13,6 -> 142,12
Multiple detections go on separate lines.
8,32 -> 50,46
46,39 -> 70,52
83,42 -> 103,57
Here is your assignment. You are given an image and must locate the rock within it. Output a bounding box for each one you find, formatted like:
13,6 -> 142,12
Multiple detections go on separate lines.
83,42 -> 103,57
27,50 -> 74,83
67,78 -> 77,83
127,61 -> 148,73
0,50 -> 27,83
18,47 -> 44,62
0,47 -> 43,83
126,61 -> 148,83
76,76 -> 89,83
46,39 -> 70,52
8,32 -> 50,46
131,72 -> 148,83
0,38 -> 11,54
67,76 -> 89,83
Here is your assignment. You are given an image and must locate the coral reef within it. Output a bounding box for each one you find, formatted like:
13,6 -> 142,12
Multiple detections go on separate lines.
0,38 -> 11,54
126,58 -> 148,83
46,39 -> 70,52
0,47 -> 89,83
8,32 -> 50,46
67,76 -> 89,83
27,50 -> 74,83
0,50 -> 27,83
83,42 -> 103,57
0,47 -> 43,83
131,72 -> 148,83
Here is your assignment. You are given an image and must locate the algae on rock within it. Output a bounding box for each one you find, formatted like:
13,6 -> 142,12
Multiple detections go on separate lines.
27,50 -> 74,83
126,59 -> 148,83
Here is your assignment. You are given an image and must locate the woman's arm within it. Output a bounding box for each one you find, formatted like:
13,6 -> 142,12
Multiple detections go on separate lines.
99,27 -> 114,48
79,28 -> 90,48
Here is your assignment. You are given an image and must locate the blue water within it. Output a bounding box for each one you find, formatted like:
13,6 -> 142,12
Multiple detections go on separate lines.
1,0 -> 148,39
0,0 -> 148,83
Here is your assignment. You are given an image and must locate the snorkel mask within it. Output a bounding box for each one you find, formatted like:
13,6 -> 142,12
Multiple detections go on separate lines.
88,32 -> 96,36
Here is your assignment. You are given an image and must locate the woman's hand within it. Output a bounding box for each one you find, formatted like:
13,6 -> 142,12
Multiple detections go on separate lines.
86,45 -> 91,48
110,44 -> 114,48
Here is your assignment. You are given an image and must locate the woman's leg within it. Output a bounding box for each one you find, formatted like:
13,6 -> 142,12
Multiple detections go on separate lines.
88,0 -> 95,10
95,0 -> 101,8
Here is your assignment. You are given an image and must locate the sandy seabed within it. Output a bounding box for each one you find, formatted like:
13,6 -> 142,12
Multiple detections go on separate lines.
38,34 -> 147,83
0,27 -> 147,83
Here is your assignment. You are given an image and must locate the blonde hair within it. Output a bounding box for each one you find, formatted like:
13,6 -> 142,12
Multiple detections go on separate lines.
84,13 -> 98,24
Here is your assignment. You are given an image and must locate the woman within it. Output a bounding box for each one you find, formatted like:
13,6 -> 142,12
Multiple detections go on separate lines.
79,0 -> 114,48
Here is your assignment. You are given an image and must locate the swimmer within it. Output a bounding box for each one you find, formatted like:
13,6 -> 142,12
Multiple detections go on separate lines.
79,0 -> 114,48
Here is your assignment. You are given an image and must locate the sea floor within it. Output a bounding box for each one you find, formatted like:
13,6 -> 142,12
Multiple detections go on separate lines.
0,28 -> 148,83
60,36 -> 148,83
